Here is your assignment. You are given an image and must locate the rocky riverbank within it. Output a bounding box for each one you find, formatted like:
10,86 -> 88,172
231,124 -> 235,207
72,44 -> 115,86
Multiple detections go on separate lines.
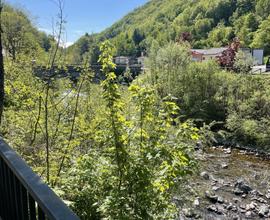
177,147 -> 270,220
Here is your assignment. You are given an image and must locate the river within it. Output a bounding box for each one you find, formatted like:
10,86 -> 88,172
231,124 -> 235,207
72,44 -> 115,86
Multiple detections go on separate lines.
177,147 -> 270,219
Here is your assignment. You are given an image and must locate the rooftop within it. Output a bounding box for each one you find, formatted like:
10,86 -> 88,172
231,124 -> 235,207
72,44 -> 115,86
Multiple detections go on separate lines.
191,47 -> 227,55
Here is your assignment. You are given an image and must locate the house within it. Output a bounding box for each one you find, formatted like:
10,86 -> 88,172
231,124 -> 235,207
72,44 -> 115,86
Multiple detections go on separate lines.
137,52 -> 146,66
191,47 -> 264,65
191,48 -> 227,62
241,48 -> 264,65
114,56 -> 130,65
137,56 -> 146,66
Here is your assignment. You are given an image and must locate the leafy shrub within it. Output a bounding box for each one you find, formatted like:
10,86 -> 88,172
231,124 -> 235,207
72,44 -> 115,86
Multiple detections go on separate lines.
226,76 -> 270,151
145,42 -> 234,123
64,41 -> 197,219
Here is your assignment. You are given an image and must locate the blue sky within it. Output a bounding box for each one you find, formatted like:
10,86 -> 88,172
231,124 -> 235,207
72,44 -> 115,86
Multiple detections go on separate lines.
5,0 -> 148,46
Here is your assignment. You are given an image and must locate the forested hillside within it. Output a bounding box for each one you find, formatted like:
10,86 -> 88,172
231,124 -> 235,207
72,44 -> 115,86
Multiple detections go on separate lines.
1,3 -> 54,60
67,0 -> 270,63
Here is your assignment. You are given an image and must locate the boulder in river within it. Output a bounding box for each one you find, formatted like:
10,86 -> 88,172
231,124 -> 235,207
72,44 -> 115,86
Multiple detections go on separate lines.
182,208 -> 201,219
234,188 -> 244,195
217,196 -> 224,204
245,202 -> 256,211
234,179 -> 252,194
207,204 -> 226,215
205,191 -> 218,203
212,186 -> 220,191
221,163 -> 228,169
193,198 -> 200,207
195,141 -> 203,150
200,171 -> 210,180
207,204 -> 217,213
258,204 -> 269,217
245,211 -> 253,218
224,148 -> 232,154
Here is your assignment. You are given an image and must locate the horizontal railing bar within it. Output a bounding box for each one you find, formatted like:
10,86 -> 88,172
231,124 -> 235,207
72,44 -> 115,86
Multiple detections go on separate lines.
0,138 -> 79,220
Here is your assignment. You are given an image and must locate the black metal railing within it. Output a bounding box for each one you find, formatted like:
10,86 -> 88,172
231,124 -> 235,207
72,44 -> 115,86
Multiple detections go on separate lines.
0,138 -> 80,220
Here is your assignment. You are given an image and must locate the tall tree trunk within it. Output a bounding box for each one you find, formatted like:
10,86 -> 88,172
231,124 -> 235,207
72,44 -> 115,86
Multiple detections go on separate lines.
0,1 -> 5,124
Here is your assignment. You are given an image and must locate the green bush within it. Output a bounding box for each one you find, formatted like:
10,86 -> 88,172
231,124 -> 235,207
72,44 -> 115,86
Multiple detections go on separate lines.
63,41 -> 198,219
145,42 -> 234,123
226,76 -> 270,151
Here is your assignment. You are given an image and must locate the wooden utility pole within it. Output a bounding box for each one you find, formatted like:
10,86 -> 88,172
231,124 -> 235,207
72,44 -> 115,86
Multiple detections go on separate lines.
0,0 -> 4,124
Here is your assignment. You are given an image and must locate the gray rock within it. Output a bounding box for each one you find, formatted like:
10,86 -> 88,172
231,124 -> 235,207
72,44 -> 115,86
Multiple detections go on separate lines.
233,198 -> 241,204
240,204 -> 246,209
232,215 -> 240,220
183,208 -> 195,218
224,148 -> 231,154
254,197 -> 267,203
212,186 -> 220,191
193,198 -> 200,207
195,141 -> 203,150
234,179 -> 252,194
251,189 -> 263,197
200,171 -> 210,180
257,190 -> 263,196
226,203 -> 233,210
205,191 -> 218,203
254,174 -> 260,180
246,202 -> 256,211
231,206 -> 238,212
240,208 -> 246,213
221,163 -> 228,169
207,205 -> 217,212
217,196 -> 224,204
234,188 -> 244,195
245,211 -> 252,218
216,204 -> 226,215
258,204 -> 269,217
206,204 -> 226,215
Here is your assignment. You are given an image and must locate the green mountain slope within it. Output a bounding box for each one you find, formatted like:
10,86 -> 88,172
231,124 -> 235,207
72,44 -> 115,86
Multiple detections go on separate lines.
68,0 -> 270,63
2,3 -> 54,60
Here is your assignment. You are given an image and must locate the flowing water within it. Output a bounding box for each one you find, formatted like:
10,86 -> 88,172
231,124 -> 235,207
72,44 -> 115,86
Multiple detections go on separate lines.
177,147 -> 270,220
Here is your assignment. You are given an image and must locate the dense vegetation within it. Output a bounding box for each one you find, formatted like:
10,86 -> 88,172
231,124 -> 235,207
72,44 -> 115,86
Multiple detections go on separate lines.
1,4 -> 55,61
67,0 -> 270,63
1,3 -> 199,219
144,42 -> 270,152
1,1 -> 270,219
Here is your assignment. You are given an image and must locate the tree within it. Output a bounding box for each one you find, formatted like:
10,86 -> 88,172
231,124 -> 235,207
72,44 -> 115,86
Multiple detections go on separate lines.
65,41 -> 197,219
0,0 -> 4,123
233,50 -> 254,73
132,28 -> 144,45
194,19 -> 213,38
178,32 -> 192,43
256,0 -> 270,19
218,38 -> 240,69
38,32 -> 53,52
234,13 -> 259,47
236,0 -> 256,16
208,23 -> 234,47
1,6 -> 30,60
252,16 -> 270,55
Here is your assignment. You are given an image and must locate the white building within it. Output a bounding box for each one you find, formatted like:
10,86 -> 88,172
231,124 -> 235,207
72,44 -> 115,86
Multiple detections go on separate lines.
242,48 -> 264,65
114,56 -> 129,65
191,48 -> 264,65
191,48 -> 227,62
